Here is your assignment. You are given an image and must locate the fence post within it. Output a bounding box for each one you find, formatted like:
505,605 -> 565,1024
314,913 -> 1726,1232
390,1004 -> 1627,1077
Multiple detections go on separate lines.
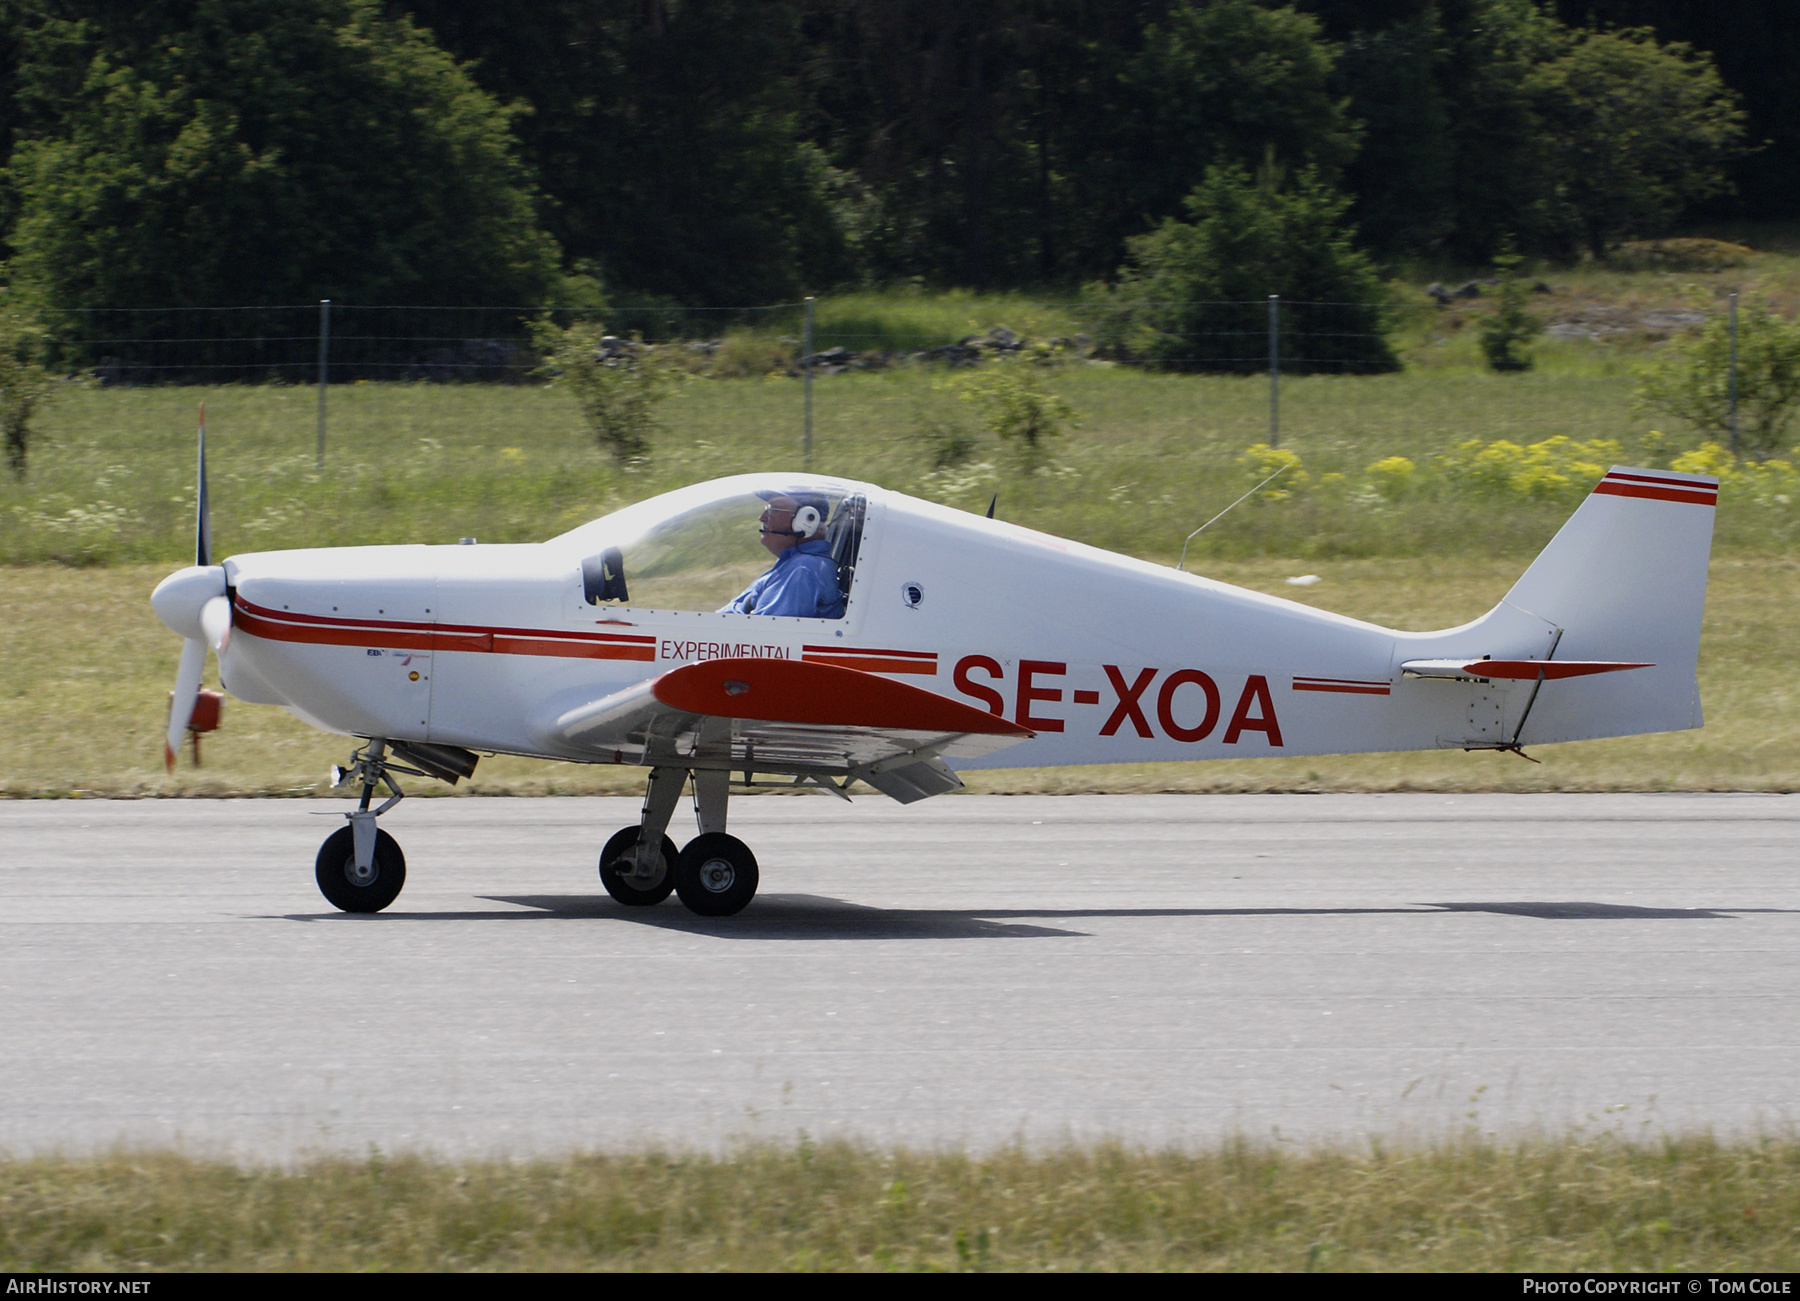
1727,291 -> 1739,459
316,299 -> 330,470
1268,294 -> 1280,448
803,295 -> 815,471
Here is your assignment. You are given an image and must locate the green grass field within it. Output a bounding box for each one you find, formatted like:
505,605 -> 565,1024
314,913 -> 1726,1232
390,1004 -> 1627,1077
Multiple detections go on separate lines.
5,1136 -> 1798,1271
4,361 -> 1779,566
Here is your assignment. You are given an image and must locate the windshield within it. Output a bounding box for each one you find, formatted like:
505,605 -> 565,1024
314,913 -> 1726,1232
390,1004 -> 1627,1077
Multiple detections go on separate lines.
552,476 -> 869,614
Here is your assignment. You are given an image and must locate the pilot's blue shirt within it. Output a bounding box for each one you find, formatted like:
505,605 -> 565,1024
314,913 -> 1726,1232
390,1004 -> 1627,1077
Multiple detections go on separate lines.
721,538 -> 845,619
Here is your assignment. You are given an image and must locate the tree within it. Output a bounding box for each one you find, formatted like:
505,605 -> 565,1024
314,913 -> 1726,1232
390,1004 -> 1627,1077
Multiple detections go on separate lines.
0,289 -> 56,477
1319,0 -> 1567,264
1635,303 -> 1800,462
1479,243 -> 1544,372
409,0 -> 849,311
1096,162 -> 1399,374
790,1 -> 1357,289
1551,0 -> 1800,223
1529,27 -> 1746,260
8,0 -> 558,308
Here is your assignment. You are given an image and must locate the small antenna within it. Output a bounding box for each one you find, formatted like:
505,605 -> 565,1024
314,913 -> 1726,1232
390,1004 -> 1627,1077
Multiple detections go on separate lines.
986,494 -> 997,519
1175,462 -> 1292,572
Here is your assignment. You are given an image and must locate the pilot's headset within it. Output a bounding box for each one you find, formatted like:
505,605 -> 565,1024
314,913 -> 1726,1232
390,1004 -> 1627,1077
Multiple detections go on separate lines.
790,502 -> 824,538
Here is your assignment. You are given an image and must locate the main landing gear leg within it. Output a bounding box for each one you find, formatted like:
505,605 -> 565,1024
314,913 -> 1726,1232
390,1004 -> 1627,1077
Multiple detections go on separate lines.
598,765 -> 683,906
675,768 -> 759,917
315,738 -> 408,913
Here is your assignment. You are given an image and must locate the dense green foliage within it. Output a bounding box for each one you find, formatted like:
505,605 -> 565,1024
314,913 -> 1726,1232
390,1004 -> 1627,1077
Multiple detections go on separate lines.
1097,164 -> 1399,374
1530,27 -> 1745,260
7,0 -> 557,309
1636,302 -> 1800,461
0,0 -> 1768,310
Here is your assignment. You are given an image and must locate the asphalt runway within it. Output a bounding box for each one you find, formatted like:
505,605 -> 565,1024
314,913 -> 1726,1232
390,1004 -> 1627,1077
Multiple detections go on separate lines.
2,792 -> 1795,1161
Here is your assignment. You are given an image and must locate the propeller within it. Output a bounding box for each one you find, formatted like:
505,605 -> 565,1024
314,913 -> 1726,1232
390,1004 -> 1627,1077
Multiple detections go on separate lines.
151,406 -> 229,772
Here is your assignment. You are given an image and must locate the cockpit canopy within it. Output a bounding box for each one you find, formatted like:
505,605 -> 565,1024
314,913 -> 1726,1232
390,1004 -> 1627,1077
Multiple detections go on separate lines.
550,475 -> 868,616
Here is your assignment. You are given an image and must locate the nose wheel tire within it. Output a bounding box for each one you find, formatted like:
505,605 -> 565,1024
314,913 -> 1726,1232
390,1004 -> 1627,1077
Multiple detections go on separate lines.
599,826 -> 679,906
315,825 -> 406,913
674,833 -> 759,916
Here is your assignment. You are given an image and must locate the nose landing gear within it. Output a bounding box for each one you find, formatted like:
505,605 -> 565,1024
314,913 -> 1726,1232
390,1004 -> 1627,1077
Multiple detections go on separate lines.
316,739 -> 410,913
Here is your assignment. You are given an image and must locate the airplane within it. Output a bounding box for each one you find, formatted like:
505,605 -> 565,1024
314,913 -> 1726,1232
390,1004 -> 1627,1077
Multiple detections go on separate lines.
151,433 -> 1718,917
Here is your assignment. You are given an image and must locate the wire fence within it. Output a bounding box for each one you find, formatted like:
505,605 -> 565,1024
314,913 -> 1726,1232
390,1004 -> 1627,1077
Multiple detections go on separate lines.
33,297 -> 1473,386
31,293 -> 1738,459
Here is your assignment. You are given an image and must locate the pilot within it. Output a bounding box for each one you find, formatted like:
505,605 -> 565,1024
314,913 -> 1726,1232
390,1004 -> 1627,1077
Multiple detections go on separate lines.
719,491 -> 845,619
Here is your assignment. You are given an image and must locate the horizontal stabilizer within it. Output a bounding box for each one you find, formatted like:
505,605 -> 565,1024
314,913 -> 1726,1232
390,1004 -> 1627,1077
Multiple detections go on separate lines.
1401,658 -> 1653,682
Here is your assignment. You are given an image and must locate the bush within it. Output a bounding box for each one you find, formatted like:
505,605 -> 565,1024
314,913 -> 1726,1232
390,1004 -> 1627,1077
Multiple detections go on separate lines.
1365,456 -> 1419,501
533,322 -> 677,465
1634,302 -> 1800,462
950,349 -> 1076,470
1093,164 -> 1399,375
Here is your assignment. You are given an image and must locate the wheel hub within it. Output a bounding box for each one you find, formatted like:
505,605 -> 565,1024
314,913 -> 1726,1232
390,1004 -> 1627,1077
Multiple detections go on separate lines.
345,855 -> 377,888
697,858 -> 736,893
623,852 -> 665,886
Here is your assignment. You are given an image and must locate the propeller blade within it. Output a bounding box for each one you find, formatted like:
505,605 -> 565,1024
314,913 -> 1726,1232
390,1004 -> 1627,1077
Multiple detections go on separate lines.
200,593 -> 231,655
195,404 -> 211,569
166,637 -> 207,773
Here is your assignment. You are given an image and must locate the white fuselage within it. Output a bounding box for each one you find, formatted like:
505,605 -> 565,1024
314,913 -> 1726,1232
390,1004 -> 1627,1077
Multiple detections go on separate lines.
214,473 -> 1697,773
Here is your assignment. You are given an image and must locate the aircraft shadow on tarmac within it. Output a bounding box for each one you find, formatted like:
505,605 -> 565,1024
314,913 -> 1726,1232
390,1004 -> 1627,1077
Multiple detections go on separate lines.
273,895 -> 1788,936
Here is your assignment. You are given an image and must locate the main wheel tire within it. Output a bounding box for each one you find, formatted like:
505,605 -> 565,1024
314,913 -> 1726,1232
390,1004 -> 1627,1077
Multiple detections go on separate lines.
599,825 -> 678,906
674,832 -> 759,916
315,825 -> 406,913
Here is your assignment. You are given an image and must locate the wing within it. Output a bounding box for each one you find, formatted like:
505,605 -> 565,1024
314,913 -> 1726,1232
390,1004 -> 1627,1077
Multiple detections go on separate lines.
549,656 -> 1035,803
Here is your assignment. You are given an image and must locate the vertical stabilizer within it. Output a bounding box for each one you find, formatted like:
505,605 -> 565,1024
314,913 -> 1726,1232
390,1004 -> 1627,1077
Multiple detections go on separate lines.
1500,467 -> 1717,743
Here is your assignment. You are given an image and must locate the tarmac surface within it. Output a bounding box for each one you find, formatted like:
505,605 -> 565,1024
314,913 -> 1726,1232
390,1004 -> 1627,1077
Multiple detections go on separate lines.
2,792 -> 1795,1161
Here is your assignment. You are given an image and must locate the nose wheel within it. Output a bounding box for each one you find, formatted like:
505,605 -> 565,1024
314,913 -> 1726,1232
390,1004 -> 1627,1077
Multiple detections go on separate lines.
315,824 -> 407,913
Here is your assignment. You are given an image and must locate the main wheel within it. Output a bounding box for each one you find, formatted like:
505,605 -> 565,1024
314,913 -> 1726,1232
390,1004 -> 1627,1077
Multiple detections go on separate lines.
599,825 -> 678,906
674,833 -> 759,916
315,825 -> 406,913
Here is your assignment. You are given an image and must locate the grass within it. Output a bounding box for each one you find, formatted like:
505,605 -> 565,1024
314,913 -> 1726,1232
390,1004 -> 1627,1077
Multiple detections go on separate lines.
4,1135 -> 1798,1270
721,288 -> 1087,356
5,360 -> 1795,568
